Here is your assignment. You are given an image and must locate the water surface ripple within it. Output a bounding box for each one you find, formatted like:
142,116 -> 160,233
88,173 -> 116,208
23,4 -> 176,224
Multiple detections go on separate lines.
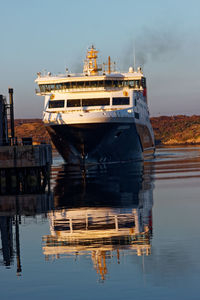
0,146 -> 200,299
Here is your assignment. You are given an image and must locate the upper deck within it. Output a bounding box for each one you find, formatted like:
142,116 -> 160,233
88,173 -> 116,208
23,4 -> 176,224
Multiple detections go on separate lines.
35,46 -> 146,95
35,72 -> 146,94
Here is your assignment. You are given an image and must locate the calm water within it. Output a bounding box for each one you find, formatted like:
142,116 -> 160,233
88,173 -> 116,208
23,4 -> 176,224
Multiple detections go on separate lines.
1,146 -> 200,299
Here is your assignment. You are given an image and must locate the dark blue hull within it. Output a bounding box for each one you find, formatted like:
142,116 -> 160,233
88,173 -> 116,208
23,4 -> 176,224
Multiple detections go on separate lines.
46,122 -> 154,165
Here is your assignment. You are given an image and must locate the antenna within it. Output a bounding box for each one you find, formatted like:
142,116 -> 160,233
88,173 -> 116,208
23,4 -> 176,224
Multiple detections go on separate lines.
133,43 -> 136,70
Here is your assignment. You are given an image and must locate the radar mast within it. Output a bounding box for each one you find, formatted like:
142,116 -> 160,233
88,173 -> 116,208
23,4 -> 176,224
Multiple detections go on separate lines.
83,45 -> 101,75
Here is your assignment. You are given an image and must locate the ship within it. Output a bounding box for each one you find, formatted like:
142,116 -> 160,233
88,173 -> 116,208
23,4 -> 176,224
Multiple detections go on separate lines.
35,46 -> 155,165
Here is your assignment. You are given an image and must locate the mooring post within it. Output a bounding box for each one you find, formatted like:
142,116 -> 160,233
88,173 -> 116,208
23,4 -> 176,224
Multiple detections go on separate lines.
8,88 -> 15,145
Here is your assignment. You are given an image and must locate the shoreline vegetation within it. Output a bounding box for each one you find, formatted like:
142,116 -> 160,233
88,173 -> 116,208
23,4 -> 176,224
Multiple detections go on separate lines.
151,115 -> 200,145
12,115 -> 200,146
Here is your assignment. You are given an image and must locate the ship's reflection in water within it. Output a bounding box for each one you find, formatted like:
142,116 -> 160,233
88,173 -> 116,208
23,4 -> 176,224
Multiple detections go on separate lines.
0,193 -> 53,275
43,162 -> 154,281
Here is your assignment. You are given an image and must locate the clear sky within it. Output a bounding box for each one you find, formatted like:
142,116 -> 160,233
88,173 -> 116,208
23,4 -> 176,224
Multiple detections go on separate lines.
0,0 -> 200,118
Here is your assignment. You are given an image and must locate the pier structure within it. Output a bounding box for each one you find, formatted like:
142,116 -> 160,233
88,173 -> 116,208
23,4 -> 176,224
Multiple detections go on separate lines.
0,144 -> 52,194
0,89 -> 52,194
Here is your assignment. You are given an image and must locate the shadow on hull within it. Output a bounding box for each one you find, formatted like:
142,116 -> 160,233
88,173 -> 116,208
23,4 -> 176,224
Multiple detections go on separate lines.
47,122 -> 154,165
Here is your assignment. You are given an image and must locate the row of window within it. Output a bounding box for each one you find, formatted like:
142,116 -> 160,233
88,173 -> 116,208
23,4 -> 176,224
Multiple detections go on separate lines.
48,97 -> 130,108
39,79 -> 146,93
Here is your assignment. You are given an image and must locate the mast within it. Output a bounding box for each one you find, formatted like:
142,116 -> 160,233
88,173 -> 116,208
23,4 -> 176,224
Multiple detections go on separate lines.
83,45 -> 101,75
108,56 -> 111,74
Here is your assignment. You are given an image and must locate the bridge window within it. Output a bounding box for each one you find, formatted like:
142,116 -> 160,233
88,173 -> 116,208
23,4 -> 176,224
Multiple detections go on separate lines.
105,80 -> 113,87
141,77 -> 146,88
48,100 -> 65,108
135,80 -> 140,88
112,97 -> 130,105
129,81 -> 135,88
39,85 -> 45,92
105,80 -> 123,88
76,81 -> 85,88
62,82 -> 70,89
